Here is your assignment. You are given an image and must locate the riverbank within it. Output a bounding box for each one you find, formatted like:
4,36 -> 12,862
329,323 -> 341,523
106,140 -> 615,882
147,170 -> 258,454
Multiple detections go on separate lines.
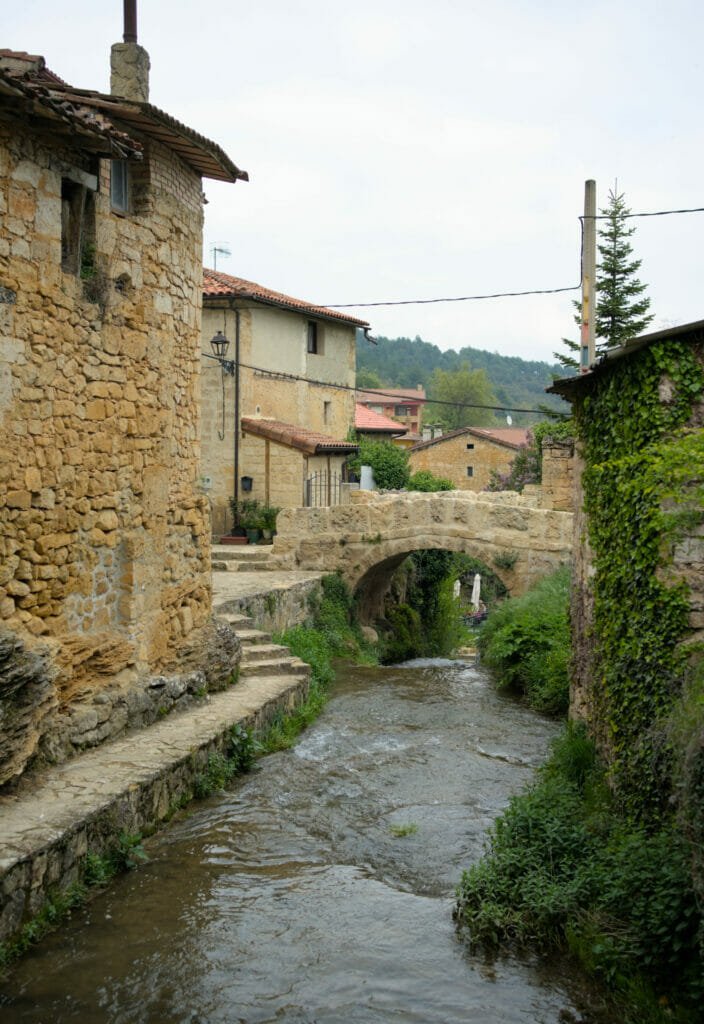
0,569 -> 325,960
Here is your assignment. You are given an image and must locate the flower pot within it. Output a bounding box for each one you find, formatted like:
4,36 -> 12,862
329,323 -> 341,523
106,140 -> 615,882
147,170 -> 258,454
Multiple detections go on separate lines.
245,529 -> 260,543
220,535 -> 248,545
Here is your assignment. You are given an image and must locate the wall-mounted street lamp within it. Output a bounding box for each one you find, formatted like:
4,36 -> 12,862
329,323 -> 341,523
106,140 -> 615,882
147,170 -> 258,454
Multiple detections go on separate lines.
209,331 -> 235,376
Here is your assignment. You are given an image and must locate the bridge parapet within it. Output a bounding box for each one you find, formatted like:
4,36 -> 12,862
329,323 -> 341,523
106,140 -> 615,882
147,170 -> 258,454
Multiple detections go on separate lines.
271,490 -> 573,620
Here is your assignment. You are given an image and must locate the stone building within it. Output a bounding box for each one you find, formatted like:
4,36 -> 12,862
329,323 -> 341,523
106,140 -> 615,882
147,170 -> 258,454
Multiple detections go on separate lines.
355,386 -> 426,442
201,269 -> 369,533
549,320 -> 704,734
0,42 -> 246,783
408,426 -> 530,491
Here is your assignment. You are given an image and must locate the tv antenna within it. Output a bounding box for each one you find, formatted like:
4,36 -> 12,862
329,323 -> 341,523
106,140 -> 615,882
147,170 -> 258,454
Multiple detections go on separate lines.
211,244 -> 232,270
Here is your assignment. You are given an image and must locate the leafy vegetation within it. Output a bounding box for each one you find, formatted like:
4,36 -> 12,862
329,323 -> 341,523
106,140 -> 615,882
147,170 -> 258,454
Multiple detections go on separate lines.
476,567 -> 571,715
555,188 -> 654,370
265,574 -> 377,752
407,469 -> 454,491
356,333 -> 569,423
485,419 -> 574,492
425,362 -> 498,431
455,724 -> 703,1022
347,437 -> 410,489
389,822 -> 418,838
193,724 -> 256,798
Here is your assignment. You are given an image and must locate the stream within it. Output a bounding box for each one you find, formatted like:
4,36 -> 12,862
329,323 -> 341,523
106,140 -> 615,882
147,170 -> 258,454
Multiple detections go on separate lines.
0,657 -> 599,1023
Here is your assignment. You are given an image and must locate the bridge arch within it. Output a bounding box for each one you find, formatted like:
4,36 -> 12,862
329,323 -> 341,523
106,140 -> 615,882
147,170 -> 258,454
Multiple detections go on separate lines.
272,491 -> 573,624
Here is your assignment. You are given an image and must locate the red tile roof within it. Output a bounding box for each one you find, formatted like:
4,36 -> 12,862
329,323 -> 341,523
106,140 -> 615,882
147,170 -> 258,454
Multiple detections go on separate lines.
356,387 -> 427,404
409,426 -> 530,452
203,268 -> 369,327
354,404 -> 406,434
0,50 -> 246,182
241,418 -> 358,455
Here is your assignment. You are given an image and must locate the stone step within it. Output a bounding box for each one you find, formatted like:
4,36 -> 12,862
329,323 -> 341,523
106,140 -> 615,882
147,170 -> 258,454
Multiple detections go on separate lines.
240,657 -> 310,680
235,628 -> 273,645
241,643 -> 292,664
217,612 -> 256,629
213,560 -> 275,574
211,546 -> 272,562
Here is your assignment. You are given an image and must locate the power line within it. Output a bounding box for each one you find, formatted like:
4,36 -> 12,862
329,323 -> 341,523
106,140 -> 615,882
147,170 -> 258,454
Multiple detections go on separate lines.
204,354 -> 558,416
322,203 -> 704,309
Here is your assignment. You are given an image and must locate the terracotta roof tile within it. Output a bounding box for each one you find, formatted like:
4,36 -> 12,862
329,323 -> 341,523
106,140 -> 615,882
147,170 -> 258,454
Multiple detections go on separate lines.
356,387 -> 427,403
241,418 -> 358,455
203,268 -> 369,327
354,404 -> 405,434
0,51 -> 246,182
409,426 -> 530,453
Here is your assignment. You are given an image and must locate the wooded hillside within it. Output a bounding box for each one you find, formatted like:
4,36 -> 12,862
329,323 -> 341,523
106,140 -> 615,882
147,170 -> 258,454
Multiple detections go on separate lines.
356,333 -> 570,423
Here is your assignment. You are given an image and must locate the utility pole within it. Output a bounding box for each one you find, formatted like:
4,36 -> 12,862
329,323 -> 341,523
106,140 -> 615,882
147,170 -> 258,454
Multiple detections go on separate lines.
580,179 -> 597,373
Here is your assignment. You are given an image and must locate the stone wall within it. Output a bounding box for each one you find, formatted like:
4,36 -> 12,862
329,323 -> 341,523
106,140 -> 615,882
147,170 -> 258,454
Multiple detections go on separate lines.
0,117 -> 211,782
540,438 -> 575,512
271,489 -> 573,621
409,433 -> 521,492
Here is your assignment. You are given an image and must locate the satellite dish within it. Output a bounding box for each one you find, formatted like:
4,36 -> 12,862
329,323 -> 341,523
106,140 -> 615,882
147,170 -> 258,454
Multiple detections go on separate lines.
506,414 -> 513,426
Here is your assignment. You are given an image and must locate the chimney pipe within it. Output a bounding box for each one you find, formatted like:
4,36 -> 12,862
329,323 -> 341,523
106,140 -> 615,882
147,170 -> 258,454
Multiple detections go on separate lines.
123,0 -> 138,44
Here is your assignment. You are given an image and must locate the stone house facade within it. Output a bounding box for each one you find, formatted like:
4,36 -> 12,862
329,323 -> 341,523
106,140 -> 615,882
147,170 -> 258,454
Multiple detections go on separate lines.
201,269 -> 369,534
408,426 -> 530,491
0,46 -> 245,783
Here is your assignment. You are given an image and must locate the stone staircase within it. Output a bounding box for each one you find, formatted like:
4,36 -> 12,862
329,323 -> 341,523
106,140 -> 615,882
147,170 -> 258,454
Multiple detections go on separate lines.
211,544 -> 275,573
215,611 -> 310,688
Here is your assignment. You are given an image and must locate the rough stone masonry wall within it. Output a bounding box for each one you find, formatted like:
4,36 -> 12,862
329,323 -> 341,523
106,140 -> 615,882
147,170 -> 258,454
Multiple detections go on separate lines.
0,121 -> 211,783
408,434 -> 520,492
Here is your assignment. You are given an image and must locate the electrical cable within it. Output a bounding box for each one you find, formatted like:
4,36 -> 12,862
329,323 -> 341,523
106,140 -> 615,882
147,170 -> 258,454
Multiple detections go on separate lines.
320,204 -> 703,309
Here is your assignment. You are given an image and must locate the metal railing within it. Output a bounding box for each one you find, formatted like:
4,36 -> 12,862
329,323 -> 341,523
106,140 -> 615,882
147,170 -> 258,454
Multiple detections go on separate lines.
305,471 -> 343,507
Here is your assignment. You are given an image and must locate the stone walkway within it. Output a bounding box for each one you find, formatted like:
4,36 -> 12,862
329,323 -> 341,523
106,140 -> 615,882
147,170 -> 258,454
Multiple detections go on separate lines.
0,564 -> 326,943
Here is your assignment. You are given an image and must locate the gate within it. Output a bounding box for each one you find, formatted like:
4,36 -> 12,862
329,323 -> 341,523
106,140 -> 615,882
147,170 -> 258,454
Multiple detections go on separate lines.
305,471 -> 343,507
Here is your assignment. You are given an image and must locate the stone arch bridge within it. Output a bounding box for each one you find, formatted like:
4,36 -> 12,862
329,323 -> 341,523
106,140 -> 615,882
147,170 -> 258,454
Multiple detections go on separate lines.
271,490 -> 573,622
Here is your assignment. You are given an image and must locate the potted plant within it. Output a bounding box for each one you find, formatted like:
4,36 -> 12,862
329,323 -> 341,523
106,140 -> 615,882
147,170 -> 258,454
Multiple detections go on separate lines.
229,497 -> 263,543
261,504 -> 281,542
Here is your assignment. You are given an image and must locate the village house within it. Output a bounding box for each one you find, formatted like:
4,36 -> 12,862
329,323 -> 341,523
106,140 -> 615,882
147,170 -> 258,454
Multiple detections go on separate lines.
355,385 -> 426,443
0,33 -> 246,783
354,402 -> 406,442
408,425 -> 531,492
201,269 -> 369,534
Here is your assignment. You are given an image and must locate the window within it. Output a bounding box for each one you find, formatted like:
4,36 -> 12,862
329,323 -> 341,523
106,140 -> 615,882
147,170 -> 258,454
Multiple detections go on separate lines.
323,401 -> 331,425
394,405 -> 410,416
369,404 -> 383,414
307,321 -> 318,354
467,466 -> 473,477
61,178 -> 95,275
110,160 -> 129,212
466,442 -> 474,450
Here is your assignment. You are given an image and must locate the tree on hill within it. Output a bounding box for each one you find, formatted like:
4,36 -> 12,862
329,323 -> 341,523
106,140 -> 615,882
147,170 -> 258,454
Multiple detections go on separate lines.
356,367 -> 382,389
555,188 -> 654,370
426,362 -> 498,431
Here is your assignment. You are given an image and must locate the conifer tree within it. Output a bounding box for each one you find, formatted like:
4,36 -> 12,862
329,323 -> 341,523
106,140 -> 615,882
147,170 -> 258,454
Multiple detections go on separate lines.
554,188 -> 654,370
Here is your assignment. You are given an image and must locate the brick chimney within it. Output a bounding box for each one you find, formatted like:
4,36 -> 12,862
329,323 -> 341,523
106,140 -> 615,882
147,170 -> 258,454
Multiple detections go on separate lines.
110,0 -> 150,102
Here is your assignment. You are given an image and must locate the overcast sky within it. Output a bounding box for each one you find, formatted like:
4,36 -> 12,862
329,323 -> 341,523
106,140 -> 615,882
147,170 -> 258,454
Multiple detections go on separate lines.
6,1 -> 703,362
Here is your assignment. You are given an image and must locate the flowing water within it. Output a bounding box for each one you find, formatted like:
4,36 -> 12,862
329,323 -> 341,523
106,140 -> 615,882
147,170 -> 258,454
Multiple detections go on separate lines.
1,657 -> 598,1023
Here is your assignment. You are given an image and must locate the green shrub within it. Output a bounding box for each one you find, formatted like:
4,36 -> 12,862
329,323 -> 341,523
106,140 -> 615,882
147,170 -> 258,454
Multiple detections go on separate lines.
408,469 -> 454,491
455,724 -> 704,1018
347,438 -> 411,490
477,567 -> 571,714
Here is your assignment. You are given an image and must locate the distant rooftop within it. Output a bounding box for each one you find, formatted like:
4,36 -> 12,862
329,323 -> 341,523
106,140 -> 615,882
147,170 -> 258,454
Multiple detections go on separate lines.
354,404 -> 406,434
356,387 -> 427,404
410,426 -> 529,453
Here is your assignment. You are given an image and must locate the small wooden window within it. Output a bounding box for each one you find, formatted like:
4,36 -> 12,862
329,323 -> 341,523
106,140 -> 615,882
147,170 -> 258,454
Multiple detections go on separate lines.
307,321 -> 318,354
466,442 -> 474,450
467,466 -> 473,477
323,401 -> 331,425
110,161 -> 129,212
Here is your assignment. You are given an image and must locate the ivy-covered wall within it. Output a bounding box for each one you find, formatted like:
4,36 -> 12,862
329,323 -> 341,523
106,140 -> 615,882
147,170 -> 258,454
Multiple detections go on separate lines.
558,328 -> 704,820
